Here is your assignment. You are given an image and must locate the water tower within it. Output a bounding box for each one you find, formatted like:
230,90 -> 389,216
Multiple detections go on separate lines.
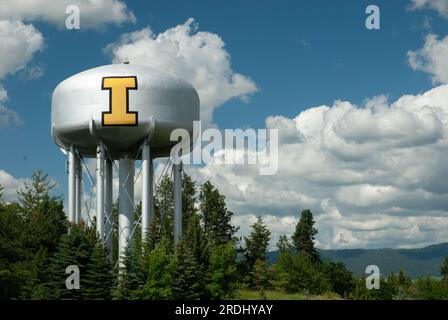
51,64 -> 200,262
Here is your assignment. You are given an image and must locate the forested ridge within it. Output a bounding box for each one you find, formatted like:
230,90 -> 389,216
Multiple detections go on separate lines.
2,171 -> 448,300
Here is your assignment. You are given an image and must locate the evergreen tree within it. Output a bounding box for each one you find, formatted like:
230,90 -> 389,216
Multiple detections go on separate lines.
184,213 -> 209,272
17,171 -> 57,215
276,235 -> 292,253
47,227 -> 94,299
414,277 -> 448,300
441,257 -> 448,285
206,242 -> 239,299
244,217 -> 271,279
276,251 -> 330,294
113,242 -> 145,299
155,175 -> 174,241
143,213 -> 162,254
83,243 -> 114,299
0,184 -> 4,205
0,201 -> 29,299
111,200 -> 119,266
21,248 -> 52,299
200,181 -> 238,247
182,173 -> 198,232
252,259 -> 272,293
141,239 -> 175,299
17,171 -> 67,258
172,242 -> 202,299
320,261 -> 355,297
292,209 -> 320,263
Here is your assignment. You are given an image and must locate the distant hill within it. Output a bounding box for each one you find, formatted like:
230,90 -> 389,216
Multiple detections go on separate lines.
267,243 -> 448,279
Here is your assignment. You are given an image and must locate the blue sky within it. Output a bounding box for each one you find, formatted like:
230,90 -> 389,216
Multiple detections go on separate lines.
2,0 -> 448,248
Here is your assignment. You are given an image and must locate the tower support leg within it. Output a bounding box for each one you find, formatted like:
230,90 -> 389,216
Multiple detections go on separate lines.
75,155 -> 82,224
96,143 -> 105,239
141,140 -> 153,246
68,146 -> 76,224
105,159 -> 113,254
118,156 -> 135,266
173,161 -> 183,245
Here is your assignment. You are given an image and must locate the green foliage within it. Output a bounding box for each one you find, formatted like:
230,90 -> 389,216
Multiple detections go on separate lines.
244,217 -> 271,270
276,235 -> 292,253
6,170 -> 448,301
386,270 -> 412,299
182,173 -> 198,232
113,242 -> 145,300
441,257 -> 448,285
0,203 -> 24,269
206,242 -> 239,299
320,261 -> 355,297
0,184 -> 4,204
172,243 -> 203,299
252,259 -> 272,292
47,227 -> 94,299
18,171 -> 67,261
82,243 -> 114,300
140,240 -> 175,299
414,277 -> 448,300
200,181 -> 238,247
292,209 -> 320,263
276,251 -> 330,294
0,171 -> 67,299
143,212 -> 162,253
184,212 -> 209,269
155,175 -> 174,242
350,277 -> 396,300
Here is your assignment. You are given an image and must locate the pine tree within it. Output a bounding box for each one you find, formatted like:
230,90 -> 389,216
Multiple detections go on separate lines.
0,184 -> 4,205
143,213 -> 162,254
21,248 -> 52,299
0,172 -> 67,299
320,261 -> 355,297
182,173 -> 198,232
292,209 -> 320,263
17,171 -> 57,215
441,257 -> 448,285
206,242 -> 239,299
200,181 -> 238,247
184,213 -> 209,270
83,243 -> 114,299
113,242 -> 145,299
244,217 -> 271,279
17,171 -> 67,257
47,227 -> 94,299
172,242 -> 202,299
276,235 -> 292,253
252,259 -> 271,292
155,175 -> 174,241
141,239 -> 175,299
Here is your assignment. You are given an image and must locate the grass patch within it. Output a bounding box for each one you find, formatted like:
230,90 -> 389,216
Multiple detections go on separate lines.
237,289 -> 342,300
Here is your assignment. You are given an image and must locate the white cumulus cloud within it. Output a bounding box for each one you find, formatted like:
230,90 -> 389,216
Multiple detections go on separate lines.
408,34 -> 448,84
0,20 -> 44,127
410,0 -> 448,18
0,20 -> 44,79
105,18 -> 258,125
0,0 -> 135,29
186,84 -> 448,249
0,170 -> 29,203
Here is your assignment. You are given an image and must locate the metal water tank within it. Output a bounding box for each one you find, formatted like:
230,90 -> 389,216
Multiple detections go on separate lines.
51,64 -> 200,264
51,64 -> 200,158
